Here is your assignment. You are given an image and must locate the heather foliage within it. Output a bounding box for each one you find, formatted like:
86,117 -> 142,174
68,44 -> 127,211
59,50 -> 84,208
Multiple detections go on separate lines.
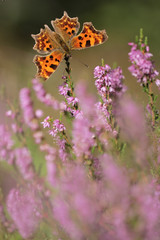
1,30 -> 160,240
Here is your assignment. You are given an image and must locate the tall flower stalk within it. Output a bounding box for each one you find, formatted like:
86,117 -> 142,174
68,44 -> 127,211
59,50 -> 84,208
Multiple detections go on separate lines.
128,29 -> 160,127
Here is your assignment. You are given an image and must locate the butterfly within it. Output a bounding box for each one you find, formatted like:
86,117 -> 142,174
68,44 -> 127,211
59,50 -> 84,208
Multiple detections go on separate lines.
32,11 -> 108,80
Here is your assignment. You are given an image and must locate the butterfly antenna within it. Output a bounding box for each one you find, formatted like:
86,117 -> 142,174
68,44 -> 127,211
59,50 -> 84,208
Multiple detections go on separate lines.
73,56 -> 89,68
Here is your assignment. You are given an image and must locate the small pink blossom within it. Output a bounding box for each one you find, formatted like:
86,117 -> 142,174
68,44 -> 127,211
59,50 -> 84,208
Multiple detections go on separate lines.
35,109 -> 43,118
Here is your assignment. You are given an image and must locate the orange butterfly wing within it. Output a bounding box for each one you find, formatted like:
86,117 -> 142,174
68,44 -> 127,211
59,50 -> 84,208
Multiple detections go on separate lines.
31,25 -> 61,54
70,22 -> 108,50
51,11 -> 80,43
34,51 -> 65,80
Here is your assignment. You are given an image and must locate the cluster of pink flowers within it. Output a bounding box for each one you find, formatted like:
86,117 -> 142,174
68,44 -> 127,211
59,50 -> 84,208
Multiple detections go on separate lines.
42,117 -> 66,138
41,117 -> 68,162
59,80 -> 80,117
128,42 -> 159,85
94,64 -> 126,102
1,31 -> 160,240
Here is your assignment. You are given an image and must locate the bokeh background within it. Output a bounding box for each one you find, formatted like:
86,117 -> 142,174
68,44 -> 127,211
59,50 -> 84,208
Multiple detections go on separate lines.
1,0 -> 160,121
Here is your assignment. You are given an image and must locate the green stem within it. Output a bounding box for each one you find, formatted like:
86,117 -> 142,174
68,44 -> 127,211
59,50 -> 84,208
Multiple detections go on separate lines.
148,82 -> 155,127
64,53 -> 71,78
64,54 -> 74,93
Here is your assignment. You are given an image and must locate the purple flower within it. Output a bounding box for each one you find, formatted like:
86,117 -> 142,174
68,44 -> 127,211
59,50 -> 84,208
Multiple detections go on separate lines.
155,79 -> 160,90
75,83 -> 96,117
44,145 -> 57,186
75,82 -> 111,150
59,82 -> 79,116
6,110 -> 16,119
15,147 -> 34,180
53,164 -> 101,239
11,123 -> 22,134
67,96 -> 79,106
41,116 -> 52,128
53,198 -> 83,239
128,42 -> 159,84
33,130 -> 43,144
7,187 -> 42,238
58,138 -> 68,162
131,181 -> 160,240
41,118 -> 68,161
94,65 -> 109,78
59,83 -> 71,96
115,97 -> 148,165
32,78 -> 59,109
0,124 -> 14,164
94,64 -> 126,102
35,109 -> 43,118
42,116 -> 66,137
19,88 -> 39,131
101,154 -> 129,201
72,116 -> 95,158
42,116 -> 66,140
49,119 -> 66,137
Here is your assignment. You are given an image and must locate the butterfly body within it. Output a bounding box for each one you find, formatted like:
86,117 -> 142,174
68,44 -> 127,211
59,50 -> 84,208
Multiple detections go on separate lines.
53,32 -> 70,53
32,11 -> 108,80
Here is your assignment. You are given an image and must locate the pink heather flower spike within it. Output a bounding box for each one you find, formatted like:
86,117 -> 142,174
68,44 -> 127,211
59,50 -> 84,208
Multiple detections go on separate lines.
0,124 -> 14,164
41,117 -> 68,162
32,78 -> 60,110
72,116 -> 95,158
94,64 -> 126,103
59,81 -> 80,117
19,88 -> 39,131
115,97 -> 148,166
15,147 -> 35,180
128,42 -> 159,84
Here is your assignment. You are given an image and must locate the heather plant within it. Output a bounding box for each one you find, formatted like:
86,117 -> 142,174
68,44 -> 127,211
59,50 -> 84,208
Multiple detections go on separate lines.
0,29 -> 160,240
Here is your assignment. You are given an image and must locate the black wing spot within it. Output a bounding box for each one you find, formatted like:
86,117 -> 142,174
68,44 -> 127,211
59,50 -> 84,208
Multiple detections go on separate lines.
85,40 -> 91,47
49,44 -> 52,48
50,64 -> 57,70
55,58 -> 60,62
47,47 -> 50,51
46,40 -> 49,43
46,60 -> 49,63
79,42 -> 82,48
89,35 -> 91,38
78,36 -> 83,40
65,27 -> 68,31
50,55 -> 53,59
85,34 -> 88,37
72,30 -> 75,34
